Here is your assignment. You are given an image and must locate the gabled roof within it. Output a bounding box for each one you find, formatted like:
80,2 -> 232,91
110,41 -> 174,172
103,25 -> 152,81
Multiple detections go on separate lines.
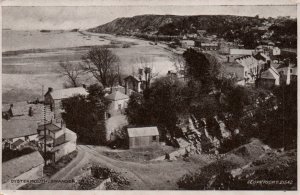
2,151 -> 44,183
37,123 -> 61,133
2,119 -> 38,139
49,87 -> 88,100
11,139 -> 25,148
127,126 -> 159,138
105,91 -> 129,101
261,67 -> 279,80
229,49 -> 254,55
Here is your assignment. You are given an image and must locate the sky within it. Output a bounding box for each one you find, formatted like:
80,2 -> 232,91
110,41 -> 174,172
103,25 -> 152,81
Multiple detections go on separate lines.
2,5 -> 297,30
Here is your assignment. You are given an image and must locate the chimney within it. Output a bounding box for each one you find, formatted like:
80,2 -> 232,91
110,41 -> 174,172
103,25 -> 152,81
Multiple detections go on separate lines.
47,87 -> 53,93
28,106 -> 33,117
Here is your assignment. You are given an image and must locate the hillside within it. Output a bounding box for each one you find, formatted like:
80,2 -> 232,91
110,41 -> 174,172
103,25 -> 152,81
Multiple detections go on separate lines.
88,14 -> 264,35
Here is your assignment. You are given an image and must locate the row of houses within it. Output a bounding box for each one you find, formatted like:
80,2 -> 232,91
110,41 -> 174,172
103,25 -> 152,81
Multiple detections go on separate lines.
224,48 -> 297,88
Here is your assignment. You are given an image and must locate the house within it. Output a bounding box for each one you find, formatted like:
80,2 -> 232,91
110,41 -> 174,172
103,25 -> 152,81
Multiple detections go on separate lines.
44,87 -> 88,118
277,62 -> 297,85
229,49 -> 254,55
224,55 -> 261,85
257,66 -> 280,88
127,126 -> 159,148
124,75 -> 146,94
2,151 -> 44,190
2,118 -> 39,149
37,121 -> 77,163
104,91 -> 129,116
180,40 -> 195,49
195,41 -> 219,50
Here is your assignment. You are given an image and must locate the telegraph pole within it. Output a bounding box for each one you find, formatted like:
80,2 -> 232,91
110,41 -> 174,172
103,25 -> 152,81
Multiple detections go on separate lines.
42,85 -> 47,166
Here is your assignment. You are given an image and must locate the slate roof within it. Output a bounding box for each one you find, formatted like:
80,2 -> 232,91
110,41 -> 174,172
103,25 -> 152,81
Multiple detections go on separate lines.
2,119 -> 38,139
230,49 -> 254,55
261,67 -> 279,80
50,87 -> 88,100
11,139 -> 25,148
37,123 -> 61,133
127,126 -> 159,138
2,151 -> 44,183
105,91 -> 129,101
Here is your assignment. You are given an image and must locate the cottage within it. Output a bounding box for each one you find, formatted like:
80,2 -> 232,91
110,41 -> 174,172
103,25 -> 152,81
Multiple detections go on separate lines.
124,75 -> 146,93
180,40 -> 195,49
257,66 -> 280,88
2,118 -> 39,149
37,121 -> 77,163
2,151 -> 44,190
229,49 -> 254,55
105,91 -> 129,115
127,126 -> 159,148
44,87 -> 88,118
195,41 -> 219,50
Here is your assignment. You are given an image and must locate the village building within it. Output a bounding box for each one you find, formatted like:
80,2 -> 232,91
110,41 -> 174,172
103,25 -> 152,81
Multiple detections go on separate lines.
257,66 -> 280,88
104,90 -> 129,116
2,151 -> 44,190
277,62 -> 297,85
44,86 -> 88,119
229,49 -> 254,56
2,118 -> 39,150
37,121 -> 77,163
180,40 -> 195,49
124,75 -> 146,94
195,41 -> 219,50
127,126 -> 159,148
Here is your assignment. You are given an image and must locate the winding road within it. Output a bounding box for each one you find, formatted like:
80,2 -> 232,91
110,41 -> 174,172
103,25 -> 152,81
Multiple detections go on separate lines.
37,144 -> 210,190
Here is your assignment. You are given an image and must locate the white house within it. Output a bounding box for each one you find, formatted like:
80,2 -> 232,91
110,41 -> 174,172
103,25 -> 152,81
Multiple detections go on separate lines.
37,121 -> 77,163
180,40 -> 195,49
105,91 -> 129,115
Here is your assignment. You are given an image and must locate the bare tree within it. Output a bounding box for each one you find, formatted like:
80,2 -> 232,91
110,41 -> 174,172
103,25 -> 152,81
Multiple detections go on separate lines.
169,53 -> 186,78
59,61 -> 84,88
81,46 -> 120,88
133,56 -> 158,89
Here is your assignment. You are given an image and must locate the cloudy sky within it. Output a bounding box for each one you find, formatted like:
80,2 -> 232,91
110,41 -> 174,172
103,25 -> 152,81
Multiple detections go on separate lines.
2,5 -> 297,30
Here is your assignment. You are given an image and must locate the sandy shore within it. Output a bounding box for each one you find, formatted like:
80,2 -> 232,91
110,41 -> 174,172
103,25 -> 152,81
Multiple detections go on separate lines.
2,32 -> 175,103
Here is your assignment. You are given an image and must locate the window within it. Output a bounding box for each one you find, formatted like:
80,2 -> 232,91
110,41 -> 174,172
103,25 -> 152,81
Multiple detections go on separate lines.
290,69 -> 293,73
118,104 -> 122,110
152,136 -> 157,141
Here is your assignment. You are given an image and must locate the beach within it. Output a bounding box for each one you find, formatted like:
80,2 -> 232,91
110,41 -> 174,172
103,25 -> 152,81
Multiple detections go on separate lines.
2,30 -> 175,103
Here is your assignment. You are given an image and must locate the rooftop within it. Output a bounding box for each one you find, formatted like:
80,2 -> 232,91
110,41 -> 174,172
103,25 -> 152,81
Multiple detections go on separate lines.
105,91 -> 129,101
49,87 -> 88,100
3,118 -> 38,139
2,151 -> 44,183
37,123 -> 62,133
229,49 -> 254,55
127,126 -> 159,138
261,67 -> 279,79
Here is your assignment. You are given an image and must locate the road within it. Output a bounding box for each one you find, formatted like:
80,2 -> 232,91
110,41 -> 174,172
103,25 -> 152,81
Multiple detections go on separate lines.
37,144 -> 210,190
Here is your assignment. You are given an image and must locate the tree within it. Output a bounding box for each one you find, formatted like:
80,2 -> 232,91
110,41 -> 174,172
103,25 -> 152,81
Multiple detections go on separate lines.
82,46 -> 120,88
127,76 -> 190,138
59,61 -> 84,88
61,84 -> 108,144
183,49 -> 220,90
132,56 -> 158,90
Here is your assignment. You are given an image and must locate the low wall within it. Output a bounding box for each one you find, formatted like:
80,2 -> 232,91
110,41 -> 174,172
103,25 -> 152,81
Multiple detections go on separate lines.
151,145 -> 192,161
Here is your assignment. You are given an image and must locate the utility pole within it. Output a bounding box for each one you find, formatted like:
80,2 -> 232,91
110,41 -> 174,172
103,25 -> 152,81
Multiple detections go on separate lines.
42,85 -> 47,166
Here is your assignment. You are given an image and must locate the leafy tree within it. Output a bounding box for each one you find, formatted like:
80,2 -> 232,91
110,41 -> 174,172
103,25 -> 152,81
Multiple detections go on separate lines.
127,76 -> 190,138
61,84 -> 108,144
183,49 -> 220,90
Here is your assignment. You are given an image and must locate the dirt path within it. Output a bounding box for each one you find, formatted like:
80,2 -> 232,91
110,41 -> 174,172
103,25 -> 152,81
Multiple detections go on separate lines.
36,144 -> 211,190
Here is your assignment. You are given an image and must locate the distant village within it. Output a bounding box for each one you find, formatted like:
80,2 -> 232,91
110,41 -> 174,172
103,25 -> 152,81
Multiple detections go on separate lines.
2,16 -> 297,190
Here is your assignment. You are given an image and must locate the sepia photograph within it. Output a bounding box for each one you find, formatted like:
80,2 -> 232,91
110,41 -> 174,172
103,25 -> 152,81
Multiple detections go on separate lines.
1,1 -> 298,191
